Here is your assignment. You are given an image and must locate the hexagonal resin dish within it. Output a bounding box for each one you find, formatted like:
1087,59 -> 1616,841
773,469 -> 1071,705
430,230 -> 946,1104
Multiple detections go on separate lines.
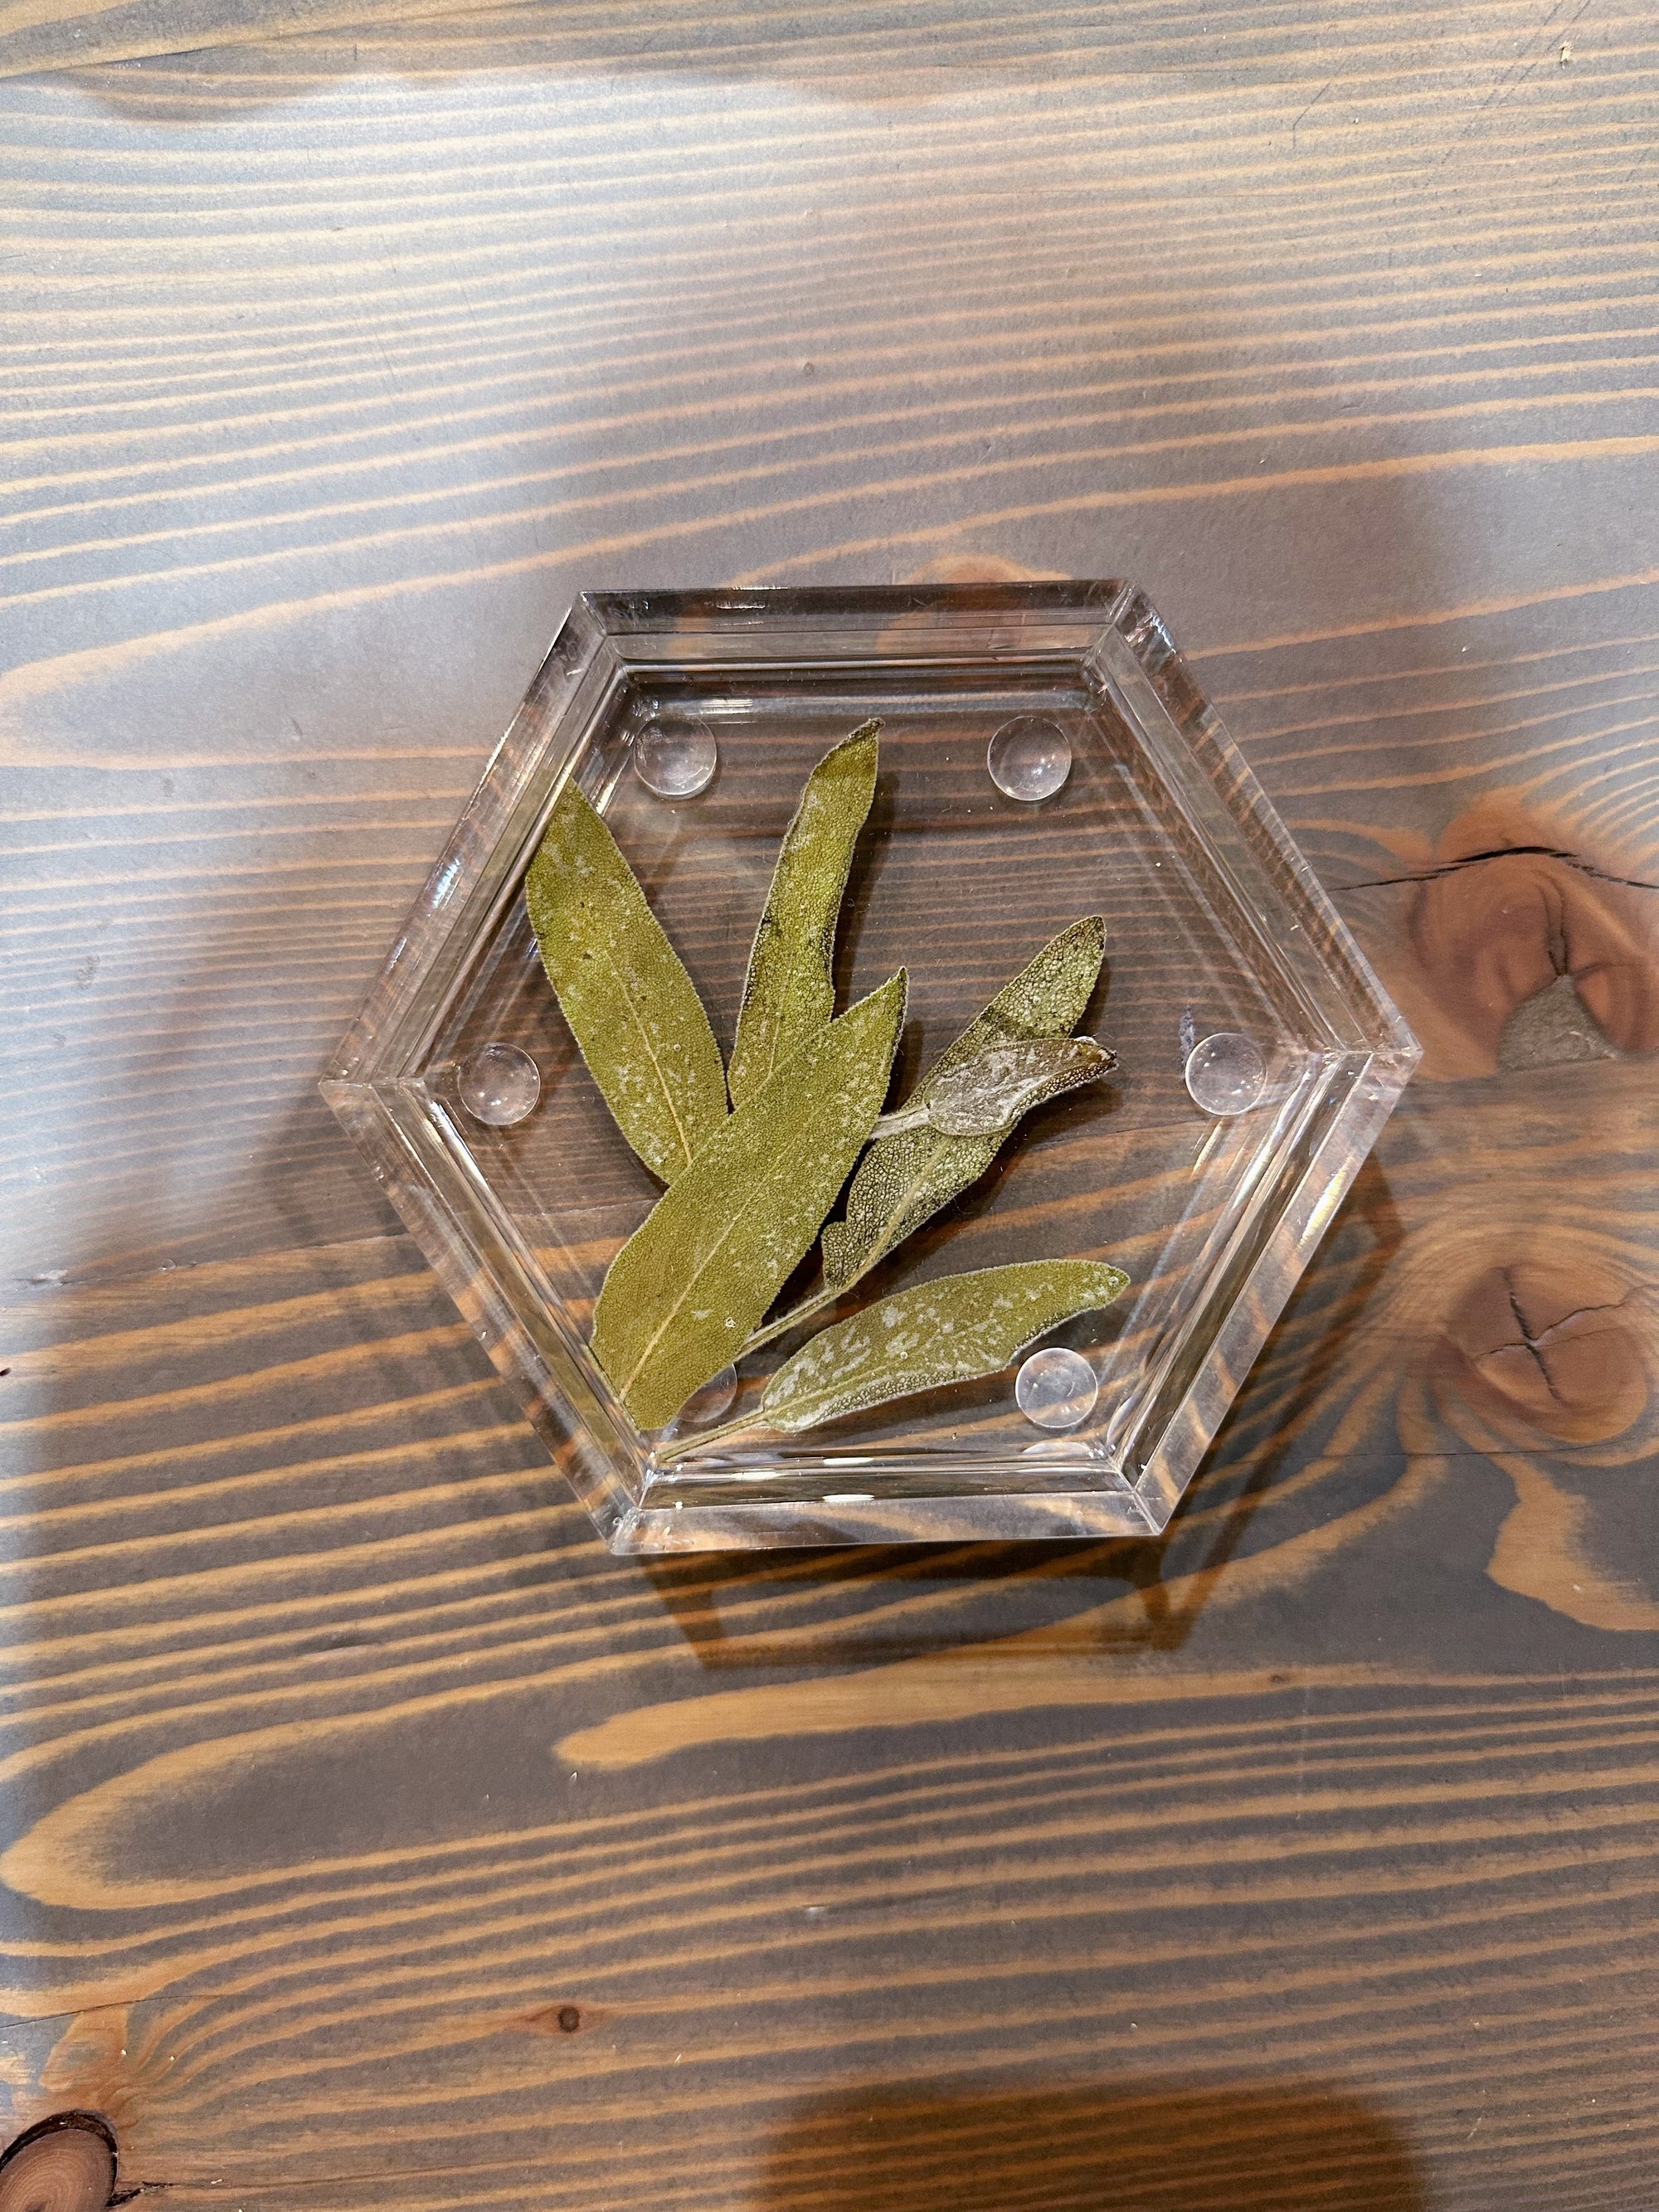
324,586 -> 1418,1551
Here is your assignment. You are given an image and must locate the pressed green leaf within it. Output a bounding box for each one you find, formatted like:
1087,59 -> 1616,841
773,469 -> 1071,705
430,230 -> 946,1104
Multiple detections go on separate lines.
760,1259 -> 1130,1432
526,780 -> 727,1185
591,971 -> 907,1429
870,1035 -> 1116,1139
820,916 -> 1107,1292
727,721 -> 881,1107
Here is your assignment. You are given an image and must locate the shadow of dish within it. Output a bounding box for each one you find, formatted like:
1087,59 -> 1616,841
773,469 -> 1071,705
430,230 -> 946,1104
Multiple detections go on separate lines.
638,1146 -> 1410,1674
757,2078 -> 1425,2212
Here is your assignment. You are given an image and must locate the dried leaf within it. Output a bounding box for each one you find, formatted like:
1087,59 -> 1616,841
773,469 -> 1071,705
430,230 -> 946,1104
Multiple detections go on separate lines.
727,722 -> 881,1107
871,1035 -> 1116,1138
821,916 -> 1107,1291
591,971 -> 907,1429
526,780 -> 727,1184
760,1259 -> 1130,1432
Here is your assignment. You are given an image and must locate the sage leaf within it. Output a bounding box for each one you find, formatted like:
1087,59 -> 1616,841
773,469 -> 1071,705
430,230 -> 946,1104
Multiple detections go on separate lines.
727,721 -> 881,1107
760,1259 -> 1130,1432
526,780 -> 727,1185
870,1035 -> 1117,1139
820,916 -> 1107,1291
591,970 -> 907,1429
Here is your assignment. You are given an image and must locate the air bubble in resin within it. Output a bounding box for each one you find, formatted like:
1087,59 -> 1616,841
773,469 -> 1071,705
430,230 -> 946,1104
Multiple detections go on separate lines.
634,721 -> 718,799
1015,1346 -> 1098,1429
458,1042 -> 540,1127
987,715 -> 1072,802
1185,1031 -> 1267,1116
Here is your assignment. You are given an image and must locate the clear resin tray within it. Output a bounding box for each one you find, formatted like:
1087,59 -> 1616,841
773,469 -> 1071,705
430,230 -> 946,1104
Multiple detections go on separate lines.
324,585 -> 1418,1551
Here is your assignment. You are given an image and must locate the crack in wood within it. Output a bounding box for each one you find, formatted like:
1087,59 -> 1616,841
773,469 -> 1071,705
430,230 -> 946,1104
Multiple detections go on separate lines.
1503,1268 -> 1565,1404
1340,846 -> 1659,894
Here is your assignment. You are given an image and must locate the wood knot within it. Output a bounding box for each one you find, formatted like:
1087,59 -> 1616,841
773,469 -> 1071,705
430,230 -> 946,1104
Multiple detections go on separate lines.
0,2117 -> 115,2212
1435,1262 -> 1649,1445
1363,797 -> 1659,1077
1412,847 -> 1657,1068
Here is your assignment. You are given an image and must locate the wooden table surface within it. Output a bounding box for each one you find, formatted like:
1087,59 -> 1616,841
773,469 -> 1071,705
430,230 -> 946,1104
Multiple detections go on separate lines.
4,4 -> 1658,2206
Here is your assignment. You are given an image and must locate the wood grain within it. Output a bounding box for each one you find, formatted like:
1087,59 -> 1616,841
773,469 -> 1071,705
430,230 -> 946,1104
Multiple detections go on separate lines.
0,0 -> 491,86
7,0 -> 1659,1286
2,2 -> 1658,2205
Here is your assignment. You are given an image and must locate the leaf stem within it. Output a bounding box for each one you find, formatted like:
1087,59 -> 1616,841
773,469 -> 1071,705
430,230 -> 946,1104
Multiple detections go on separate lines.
742,1283 -> 843,1356
742,1231 -> 902,1355
655,1412 -> 775,1465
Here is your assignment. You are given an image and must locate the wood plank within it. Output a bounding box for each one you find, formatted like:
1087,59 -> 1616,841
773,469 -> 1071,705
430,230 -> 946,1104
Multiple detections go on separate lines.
3,5 -> 1658,2205
5,0 -> 1659,1283
1,1042 -> 1656,2200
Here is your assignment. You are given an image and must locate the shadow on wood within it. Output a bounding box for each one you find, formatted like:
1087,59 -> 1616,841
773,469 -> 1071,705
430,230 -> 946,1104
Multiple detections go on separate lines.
755,2078 -> 1424,2212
